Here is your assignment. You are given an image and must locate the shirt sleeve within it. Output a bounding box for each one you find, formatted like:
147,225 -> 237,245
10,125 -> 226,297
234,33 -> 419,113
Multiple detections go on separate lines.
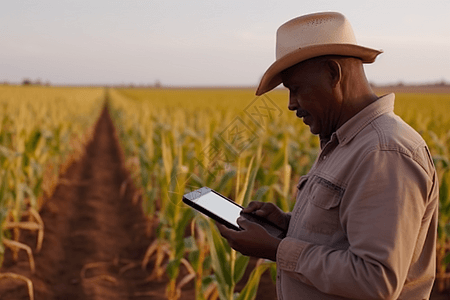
276,147 -> 437,299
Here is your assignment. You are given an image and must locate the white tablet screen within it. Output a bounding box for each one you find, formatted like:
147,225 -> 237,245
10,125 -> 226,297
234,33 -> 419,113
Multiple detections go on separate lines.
193,191 -> 242,227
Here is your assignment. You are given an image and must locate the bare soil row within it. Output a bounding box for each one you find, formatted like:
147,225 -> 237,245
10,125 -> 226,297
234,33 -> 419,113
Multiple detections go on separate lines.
0,106 -> 163,299
0,105 -> 277,300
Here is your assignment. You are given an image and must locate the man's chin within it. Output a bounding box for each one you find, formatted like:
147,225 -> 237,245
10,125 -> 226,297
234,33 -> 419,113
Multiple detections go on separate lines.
303,117 -> 318,134
309,128 -> 320,135
308,124 -> 321,136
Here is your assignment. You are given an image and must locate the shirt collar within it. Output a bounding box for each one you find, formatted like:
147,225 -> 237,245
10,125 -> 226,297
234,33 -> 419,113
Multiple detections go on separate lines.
335,93 -> 395,146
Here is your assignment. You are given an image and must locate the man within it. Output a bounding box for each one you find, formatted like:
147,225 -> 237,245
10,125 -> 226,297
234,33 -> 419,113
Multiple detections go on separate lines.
217,12 -> 439,299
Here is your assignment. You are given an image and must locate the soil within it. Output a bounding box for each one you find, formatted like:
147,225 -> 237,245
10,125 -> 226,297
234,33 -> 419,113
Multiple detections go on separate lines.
0,105 -> 277,300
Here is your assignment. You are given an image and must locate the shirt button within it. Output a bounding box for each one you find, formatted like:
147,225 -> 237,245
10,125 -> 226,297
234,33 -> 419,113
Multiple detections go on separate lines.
323,156 -> 327,160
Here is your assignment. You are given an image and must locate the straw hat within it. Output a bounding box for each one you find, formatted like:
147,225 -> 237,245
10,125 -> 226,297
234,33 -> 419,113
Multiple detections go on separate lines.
255,12 -> 383,96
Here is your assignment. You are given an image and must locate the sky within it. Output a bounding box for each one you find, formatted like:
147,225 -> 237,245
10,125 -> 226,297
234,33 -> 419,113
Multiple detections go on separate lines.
1,0 -> 449,87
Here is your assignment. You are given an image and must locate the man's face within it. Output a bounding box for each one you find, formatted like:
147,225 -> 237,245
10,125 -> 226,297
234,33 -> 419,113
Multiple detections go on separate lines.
281,59 -> 342,139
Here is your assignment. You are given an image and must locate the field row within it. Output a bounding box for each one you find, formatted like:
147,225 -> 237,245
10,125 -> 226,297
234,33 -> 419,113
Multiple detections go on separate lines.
0,86 -> 103,274
108,88 -> 450,297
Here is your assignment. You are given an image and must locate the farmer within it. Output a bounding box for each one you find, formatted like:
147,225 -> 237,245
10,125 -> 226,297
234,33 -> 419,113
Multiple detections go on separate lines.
217,12 -> 439,299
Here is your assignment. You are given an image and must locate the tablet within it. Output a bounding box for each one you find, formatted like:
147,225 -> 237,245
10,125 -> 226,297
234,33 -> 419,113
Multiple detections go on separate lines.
183,187 -> 286,238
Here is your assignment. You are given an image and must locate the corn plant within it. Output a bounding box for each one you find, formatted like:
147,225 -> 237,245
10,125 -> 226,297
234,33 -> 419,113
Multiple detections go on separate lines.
437,165 -> 450,291
0,85 -> 103,268
186,216 -> 215,300
108,88 -> 450,297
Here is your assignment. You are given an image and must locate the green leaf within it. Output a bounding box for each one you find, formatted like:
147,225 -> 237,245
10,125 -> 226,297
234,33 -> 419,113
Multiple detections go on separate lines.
269,263 -> 277,283
188,250 -> 200,271
233,254 -> 249,283
440,171 -> 449,206
235,261 -> 272,300
253,186 -> 269,202
214,170 -> 236,192
438,222 -> 444,239
184,236 -> 197,251
25,129 -> 42,153
203,255 -> 212,272
0,170 -> 9,207
166,258 -> 182,280
175,208 -> 194,241
202,274 -> 216,290
440,171 -> 450,220
444,223 -> 450,238
242,156 -> 260,207
190,172 -> 204,188
211,224 -> 232,284
270,150 -> 285,171
443,251 -> 450,267
197,217 -> 232,299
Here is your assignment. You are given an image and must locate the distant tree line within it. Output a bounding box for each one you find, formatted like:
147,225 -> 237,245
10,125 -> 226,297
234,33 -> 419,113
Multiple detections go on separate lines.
21,78 -> 51,86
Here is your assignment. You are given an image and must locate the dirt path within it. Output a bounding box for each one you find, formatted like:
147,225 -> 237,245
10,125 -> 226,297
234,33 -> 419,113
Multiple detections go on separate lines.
0,105 -> 278,300
0,106 -> 152,299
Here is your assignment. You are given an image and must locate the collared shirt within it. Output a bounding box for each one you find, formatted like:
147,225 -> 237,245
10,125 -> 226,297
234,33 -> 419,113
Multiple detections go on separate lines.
276,94 -> 439,300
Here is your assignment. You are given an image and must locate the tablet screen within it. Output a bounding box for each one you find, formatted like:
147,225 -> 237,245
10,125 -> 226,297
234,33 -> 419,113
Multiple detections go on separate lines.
192,190 -> 242,228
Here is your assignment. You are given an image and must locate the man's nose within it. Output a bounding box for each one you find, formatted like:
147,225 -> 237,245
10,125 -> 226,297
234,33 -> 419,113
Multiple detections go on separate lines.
288,94 -> 298,111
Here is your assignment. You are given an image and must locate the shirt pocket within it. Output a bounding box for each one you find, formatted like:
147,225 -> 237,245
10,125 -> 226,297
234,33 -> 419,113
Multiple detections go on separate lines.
296,175 -> 309,191
301,176 -> 344,235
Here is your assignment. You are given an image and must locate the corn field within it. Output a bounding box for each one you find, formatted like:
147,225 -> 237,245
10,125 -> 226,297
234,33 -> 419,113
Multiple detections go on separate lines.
0,85 -> 103,292
0,85 -> 449,299
108,88 -> 450,298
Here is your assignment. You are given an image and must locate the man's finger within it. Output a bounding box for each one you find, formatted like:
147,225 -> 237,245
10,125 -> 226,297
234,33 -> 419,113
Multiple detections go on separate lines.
242,201 -> 263,213
251,204 -> 272,218
254,208 -> 267,216
237,216 -> 257,230
216,222 -> 232,238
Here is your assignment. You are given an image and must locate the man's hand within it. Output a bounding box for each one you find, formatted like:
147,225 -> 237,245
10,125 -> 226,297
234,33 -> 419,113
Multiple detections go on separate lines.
216,216 -> 282,261
243,201 -> 290,231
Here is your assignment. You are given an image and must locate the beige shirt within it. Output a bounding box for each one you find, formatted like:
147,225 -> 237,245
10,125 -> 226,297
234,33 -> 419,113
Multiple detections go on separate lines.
276,94 -> 439,300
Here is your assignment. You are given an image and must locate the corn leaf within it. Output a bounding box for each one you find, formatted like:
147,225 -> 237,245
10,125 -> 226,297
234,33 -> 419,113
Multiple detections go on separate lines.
233,254 -> 249,283
198,217 -> 232,299
235,261 -> 272,300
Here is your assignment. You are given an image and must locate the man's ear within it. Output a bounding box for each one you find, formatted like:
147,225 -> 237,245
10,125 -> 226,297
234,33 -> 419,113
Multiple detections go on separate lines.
326,59 -> 342,88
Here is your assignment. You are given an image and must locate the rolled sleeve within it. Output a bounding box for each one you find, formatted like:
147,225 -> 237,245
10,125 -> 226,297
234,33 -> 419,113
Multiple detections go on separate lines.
277,237 -> 308,271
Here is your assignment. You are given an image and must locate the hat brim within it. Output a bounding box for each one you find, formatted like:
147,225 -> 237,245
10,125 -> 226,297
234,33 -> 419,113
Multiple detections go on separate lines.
255,43 -> 383,96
